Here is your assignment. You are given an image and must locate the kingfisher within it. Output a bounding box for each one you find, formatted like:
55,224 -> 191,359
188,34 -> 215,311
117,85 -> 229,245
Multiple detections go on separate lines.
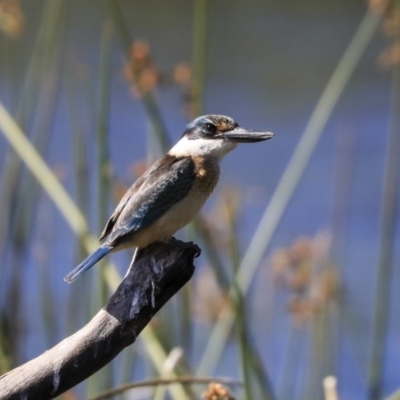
64,115 -> 274,283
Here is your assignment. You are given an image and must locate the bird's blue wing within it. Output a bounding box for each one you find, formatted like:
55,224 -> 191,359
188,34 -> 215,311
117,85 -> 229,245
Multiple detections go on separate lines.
103,155 -> 196,246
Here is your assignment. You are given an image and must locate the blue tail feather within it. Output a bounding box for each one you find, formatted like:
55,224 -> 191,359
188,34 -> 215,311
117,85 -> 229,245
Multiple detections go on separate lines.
64,245 -> 112,283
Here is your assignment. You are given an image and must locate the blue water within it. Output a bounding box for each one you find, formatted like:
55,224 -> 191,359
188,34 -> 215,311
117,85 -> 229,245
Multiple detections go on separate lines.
0,0 -> 399,399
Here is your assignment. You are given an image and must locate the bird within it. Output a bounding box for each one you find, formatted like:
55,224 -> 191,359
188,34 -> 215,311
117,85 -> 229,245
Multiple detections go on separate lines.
64,115 -> 274,283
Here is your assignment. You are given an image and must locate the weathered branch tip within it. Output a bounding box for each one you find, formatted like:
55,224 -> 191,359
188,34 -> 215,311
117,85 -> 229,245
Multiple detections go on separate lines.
0,239 -> 198,400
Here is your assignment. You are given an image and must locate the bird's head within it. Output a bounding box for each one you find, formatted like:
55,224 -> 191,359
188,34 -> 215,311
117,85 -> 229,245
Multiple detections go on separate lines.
169,115 -> 274,159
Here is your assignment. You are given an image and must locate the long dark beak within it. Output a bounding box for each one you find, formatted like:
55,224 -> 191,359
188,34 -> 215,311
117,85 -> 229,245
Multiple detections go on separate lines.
220,127 -> 274,143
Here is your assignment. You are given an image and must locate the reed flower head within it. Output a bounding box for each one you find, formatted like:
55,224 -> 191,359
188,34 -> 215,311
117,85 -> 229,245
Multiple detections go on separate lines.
0,0 -> 23,38
270,232 -> 339,326
202,382 -> 235,400
123,40 -> 159,96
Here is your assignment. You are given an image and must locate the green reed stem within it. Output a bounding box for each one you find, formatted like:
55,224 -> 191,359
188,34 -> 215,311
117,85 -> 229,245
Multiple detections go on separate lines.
328,127 -> 356,387
93,21 -> 113,317
367,23 -> 400,400
191,0 -> 208,117
278,323 -> 304,400
227,202 -> 275,400
67,69 -> 93,337
226,203 -> 253,400
191,218 -> 230,289
178,0 -> 209,354
87,21 -> 114,398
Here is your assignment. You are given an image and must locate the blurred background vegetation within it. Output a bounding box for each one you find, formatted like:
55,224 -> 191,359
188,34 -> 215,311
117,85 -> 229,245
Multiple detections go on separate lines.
0,0 -> 399,399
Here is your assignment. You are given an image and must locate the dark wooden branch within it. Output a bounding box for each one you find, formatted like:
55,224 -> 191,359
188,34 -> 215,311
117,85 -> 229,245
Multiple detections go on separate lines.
0,239 -> 199,400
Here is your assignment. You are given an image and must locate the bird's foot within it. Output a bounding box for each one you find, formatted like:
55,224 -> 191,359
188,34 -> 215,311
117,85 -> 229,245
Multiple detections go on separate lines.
166,237 -> 201,258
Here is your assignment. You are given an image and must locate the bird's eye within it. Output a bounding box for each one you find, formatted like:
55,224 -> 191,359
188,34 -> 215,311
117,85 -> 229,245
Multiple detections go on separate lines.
204,123 -> 216,134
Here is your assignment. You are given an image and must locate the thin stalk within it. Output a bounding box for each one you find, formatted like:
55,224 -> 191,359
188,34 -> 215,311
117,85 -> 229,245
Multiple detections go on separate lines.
305,246 -> 336,400
2,251 -> 24,364
226,203 -> 253,400
179,283 -> 193,353
278,323 -> 304,400
247,344 -> 275,399
330,127 -> 355,377
191,218 -> 230,289
97,24 -> 113,310
191,0 -> 208,117
96,23 -> 113,243
226,203 -> 274,400
37,197 -> 58,348
303,309 -> 330,400
190,0 -> 234,299
67,71 -> 92,335
367,30 -> 400,400
197,8 -> 382,375
330,127 -> 356,282
88,22 -> 114,398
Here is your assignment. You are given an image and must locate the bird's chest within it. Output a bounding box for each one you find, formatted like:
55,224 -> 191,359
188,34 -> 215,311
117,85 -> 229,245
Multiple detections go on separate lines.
166,158 -> 219,229
172,157 -> 220,221
192,157 -> 220,199
134,157 -> 220,245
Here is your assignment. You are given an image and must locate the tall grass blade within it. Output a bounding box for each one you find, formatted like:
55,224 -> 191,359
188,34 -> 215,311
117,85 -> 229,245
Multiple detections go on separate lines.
0,100 -> 89,238
87,21 -> 114,398
67,60 -> 93,334
278,324 -> 304,400
329,127 -> 355,380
